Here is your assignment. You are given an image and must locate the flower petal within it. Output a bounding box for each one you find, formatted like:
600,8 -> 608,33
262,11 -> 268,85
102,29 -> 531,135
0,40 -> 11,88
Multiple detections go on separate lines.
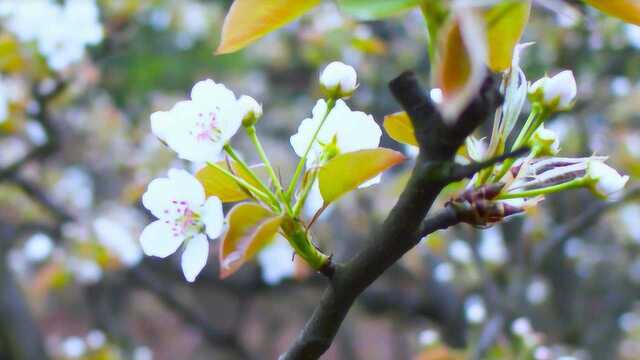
201,196 -> 224,239
181,234 -> 209,282
139,220 -> 185,258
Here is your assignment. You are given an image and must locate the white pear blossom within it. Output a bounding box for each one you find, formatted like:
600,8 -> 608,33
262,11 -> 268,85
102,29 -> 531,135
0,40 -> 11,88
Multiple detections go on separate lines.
238,95 -> 262,126
93,218 -> 143,267
319,61 -> 358,98
150,79 -> 243,163
585,161 -> 629,200
529,70 -> 577,111
140,169 -> 224,282
23,233 -> 54,262
290,99 -> 382,174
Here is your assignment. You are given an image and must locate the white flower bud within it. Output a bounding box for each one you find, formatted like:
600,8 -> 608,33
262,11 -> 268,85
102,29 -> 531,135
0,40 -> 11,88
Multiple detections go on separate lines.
238,95 -> 262,127
319,61 -> 358,98
586,161 -> 629,200
529,70 -> 577,112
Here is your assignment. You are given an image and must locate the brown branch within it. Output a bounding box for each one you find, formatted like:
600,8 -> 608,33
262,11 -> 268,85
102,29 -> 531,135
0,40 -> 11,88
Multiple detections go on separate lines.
280,71 -> 501,359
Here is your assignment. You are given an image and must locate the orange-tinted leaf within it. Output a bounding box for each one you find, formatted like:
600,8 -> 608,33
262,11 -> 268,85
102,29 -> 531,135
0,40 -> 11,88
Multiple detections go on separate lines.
196,161 -> 264,202
484,1 -> 531,71
435,11 -> 487,121
585,0 -> 640,25
318,148 -> 405,203
216,0 -> 321,54
219,203 -> 283,278
383,111 -> 418,146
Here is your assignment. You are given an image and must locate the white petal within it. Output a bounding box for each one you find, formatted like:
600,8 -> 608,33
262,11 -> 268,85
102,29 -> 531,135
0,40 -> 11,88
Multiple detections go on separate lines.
200,197 -> 224,239
142,169 -> 205,219
181,234 -> 209,282
290,99 -> 328,161
150,110 -> 172,142
167,169 -> 205,208
140,220 -> 185,258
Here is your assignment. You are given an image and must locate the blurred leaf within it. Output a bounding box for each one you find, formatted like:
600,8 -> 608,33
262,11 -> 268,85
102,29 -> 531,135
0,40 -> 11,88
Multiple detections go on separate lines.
216,0 -> 321,54
351,37 -> 387,55
337,0 -> 422,20
196,161 -> 264,202
585,0 -> 640,25
318,148 -> 405,203
0,34 -> 24,72
219,203 -> 283,278
383,111 -> 418,146
484,1 -> 531,71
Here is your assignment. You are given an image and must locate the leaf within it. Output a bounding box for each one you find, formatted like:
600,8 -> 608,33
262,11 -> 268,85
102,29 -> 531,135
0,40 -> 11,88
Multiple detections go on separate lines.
585,0 -> 640,25
435,10 -> 488,122
219,203 -> 283,278
484,1 -> 531,71
196,161 -> 264,203
383,111 -> 418,146
216,0 -> 321,54
318,148 -> 405,203
337,0 -> 422,20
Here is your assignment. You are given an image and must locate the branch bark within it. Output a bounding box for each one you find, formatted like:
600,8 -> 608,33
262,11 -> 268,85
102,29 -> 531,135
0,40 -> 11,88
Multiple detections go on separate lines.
280,71 -> 501,359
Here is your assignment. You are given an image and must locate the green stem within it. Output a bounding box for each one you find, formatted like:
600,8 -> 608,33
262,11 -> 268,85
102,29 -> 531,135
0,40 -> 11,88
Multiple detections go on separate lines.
286,98 -> 336,199
281,217 -> 328,270
223,144 -> 280,210
496,178 -> 587,200
420,0 -> 449,67
206,161 -> 274,208
292,170 -> 318,217
245,126 -> 292,214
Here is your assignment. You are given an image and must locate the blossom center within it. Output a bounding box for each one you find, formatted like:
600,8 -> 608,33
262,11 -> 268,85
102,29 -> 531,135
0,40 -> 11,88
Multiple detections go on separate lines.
190,109 -> 222,143
164,200 -> 202,238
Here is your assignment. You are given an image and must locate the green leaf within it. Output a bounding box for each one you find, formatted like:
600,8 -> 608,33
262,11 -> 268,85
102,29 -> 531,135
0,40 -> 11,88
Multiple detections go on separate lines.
318,148 -> 405,204
485,0 -> 531,71
196,161 -> 264,203
337,0 -> 422,20
585,0 -> 640,25
219,203 -> 283,279
216,0 -> 321,54
383,111 -> 418,147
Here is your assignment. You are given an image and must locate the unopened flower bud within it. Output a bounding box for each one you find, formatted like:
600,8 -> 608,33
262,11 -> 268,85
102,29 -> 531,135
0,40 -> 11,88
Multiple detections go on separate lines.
319,61 -> 358,99
239,95 -> 262,127
585,161 -> 629,200
529,126 -> 560,157
529,70 -> 577,112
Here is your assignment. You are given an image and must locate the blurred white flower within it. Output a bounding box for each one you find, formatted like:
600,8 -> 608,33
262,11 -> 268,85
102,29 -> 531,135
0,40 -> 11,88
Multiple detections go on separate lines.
150,79 -> 243,163
140,169 -> 223,282
449,239 -> 472,264
85,329 -> 106,350
511,317 -> 533,337
257,236 -> 295,285
418,329 -> 440,347
433,262 -> 455,283
133,346 -> 154,360
53,167 -> 94,211
23,233 -> 54,262
465,295 -> 487,324
0,78 -> 8,123
429,88 -> 443,104
529,70 -> 577,111
61,336 -> 86,359
526,277 -> 550,305
479,226 -> 508,265
585,161 -> 629,200
93,218 -> 143,267
626,25 -> 640,49
319,61 -> 358,98
68,257 -> 102,284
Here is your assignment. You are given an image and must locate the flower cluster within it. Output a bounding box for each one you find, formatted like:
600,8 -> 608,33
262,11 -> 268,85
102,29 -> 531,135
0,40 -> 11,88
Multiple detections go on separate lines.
0,0 -> 103,70
141,61 -> 391,282
448,46 -> 629,226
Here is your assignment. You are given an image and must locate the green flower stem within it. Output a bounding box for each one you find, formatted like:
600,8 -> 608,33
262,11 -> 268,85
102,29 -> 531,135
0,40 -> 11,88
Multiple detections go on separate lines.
281,217 -> 328,270
496,177 -> 587,200
286,97 -> 336,200
420,0 -> 448,66
291,170 -> 318,217
491,105 -> 547,183
223,144 -> 280,210
206,161 -> 276,210
245,125 -> 290,213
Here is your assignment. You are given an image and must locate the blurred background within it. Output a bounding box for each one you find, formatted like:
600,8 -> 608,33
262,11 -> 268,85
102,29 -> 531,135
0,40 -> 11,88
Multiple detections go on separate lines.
1,0 -> 640,359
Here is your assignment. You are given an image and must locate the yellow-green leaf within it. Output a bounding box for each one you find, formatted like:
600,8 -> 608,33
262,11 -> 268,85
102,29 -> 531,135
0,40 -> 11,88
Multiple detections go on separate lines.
485,1 -> 531,71
219,203 -> 283,278
383,111 -> 418,146
585,0 -> 640,25
318,148 -> 405,203
196,161 -> 264,202
216,0 -> 321,54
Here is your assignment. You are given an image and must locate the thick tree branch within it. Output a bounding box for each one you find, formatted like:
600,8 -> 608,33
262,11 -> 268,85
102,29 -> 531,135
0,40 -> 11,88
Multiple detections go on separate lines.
280,71 -> 501,359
